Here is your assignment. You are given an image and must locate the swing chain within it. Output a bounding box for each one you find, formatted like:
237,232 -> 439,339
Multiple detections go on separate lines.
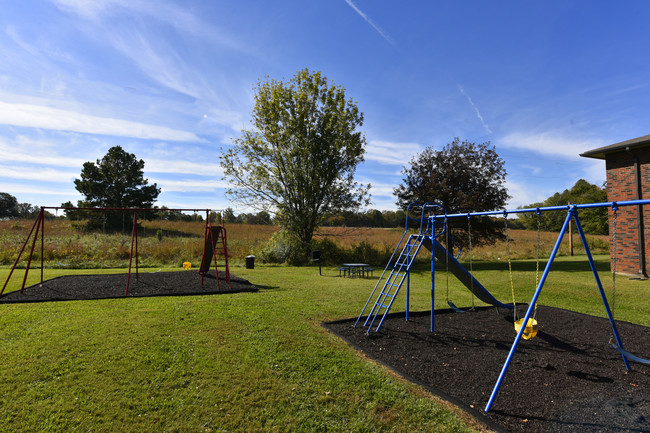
445,216 -> 450,303
467,214 -> 475,310
504,212 -> 517,322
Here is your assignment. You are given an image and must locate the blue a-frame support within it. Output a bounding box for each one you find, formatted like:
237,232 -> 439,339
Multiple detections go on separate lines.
484,204 -> 630,412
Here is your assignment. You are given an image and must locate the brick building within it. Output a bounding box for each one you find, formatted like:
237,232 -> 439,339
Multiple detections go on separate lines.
581,134 -> 650,277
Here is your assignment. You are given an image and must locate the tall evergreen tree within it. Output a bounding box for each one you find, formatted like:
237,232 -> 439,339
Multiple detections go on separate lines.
69,146 -> 160,230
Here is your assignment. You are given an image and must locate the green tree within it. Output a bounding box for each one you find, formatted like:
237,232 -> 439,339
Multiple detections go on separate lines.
0,192 -> 19,218
69,146 -> 160,230
519,179 -> 608,234
222,207 -> 237,224
394,138 -> 509,247
221,69 -> 370,262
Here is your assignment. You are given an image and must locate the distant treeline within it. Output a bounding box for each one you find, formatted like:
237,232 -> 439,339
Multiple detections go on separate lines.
222,207 -> 407,228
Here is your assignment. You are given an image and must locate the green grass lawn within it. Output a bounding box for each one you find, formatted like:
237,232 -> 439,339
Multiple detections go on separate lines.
0,257 -> 647,432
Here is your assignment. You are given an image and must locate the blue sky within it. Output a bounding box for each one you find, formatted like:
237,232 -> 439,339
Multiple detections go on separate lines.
1,1 -> 649,214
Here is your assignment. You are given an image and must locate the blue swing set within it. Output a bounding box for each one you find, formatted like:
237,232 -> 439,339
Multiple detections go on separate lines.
354,199 -> 650,412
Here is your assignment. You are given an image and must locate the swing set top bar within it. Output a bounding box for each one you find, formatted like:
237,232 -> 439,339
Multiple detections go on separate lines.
43,206 -> 218,213
426,198 -> 650,220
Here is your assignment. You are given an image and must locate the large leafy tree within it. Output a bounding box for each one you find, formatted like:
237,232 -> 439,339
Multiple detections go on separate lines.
221,69 -> 370,257
0,192 -> 19,218
394,138 -> 509,247
69,146 -> 160,230
519,179 -> 608,234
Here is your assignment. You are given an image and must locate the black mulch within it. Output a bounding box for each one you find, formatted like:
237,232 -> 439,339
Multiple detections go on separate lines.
0,270 -> 256,303
325,306 -> 650,433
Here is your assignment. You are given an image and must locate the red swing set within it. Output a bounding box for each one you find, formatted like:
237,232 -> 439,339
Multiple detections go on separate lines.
1,206 -> 231,297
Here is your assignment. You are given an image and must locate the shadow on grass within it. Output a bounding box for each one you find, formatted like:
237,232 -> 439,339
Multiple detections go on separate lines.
256,285 -> 284,291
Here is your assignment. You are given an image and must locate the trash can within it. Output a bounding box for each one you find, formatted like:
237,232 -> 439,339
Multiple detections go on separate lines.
245,255 -> 255,269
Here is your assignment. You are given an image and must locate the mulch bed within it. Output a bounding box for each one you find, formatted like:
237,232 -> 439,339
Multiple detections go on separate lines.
325,306 -> 650,433
0,270 -> 256,303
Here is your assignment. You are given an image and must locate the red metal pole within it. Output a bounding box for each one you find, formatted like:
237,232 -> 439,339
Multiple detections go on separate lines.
135,211 -> 139,280
21,209 -> 44,293
221,225 -> 231,289
40,207 -> 45,284
1,211 -> 42,296
125,211 -> 138,296
200,217 -> 209,286
210,222 -> 221,290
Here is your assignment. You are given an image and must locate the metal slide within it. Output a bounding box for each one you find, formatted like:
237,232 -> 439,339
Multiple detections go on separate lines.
422,238 -> 513,309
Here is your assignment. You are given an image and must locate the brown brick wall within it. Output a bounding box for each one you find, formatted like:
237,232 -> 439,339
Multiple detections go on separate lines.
605,148 -> 650,275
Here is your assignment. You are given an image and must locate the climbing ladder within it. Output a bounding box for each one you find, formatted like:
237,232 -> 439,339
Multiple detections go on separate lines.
199,224 -> 231,289
361,233 -> 429,332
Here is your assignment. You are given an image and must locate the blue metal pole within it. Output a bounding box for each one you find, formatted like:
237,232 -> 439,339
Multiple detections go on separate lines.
406,240 -> 411,321
431,234 -> 436,332
573,210 -> 631,370
435,198 -> 650,220
485,208 -> 573,412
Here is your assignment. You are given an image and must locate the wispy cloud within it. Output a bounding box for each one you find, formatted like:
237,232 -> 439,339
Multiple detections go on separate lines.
458,85 -> 492,134
500,132 -> 606,158
0,164 -> 76,183
153,178 -> 230,193
344,0 -> 394,45
505,179 -> 547,209
366,140 -> 420,165
146,158 -> 223,176
0,101 -> 201,141
0,138 -> 88,167
0,182 -> 79,197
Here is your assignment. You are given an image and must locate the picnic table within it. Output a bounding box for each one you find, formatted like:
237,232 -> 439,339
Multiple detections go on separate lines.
339,263 -> 375,278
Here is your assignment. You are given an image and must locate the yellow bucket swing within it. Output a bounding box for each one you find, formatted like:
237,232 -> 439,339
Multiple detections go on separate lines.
504,212 -> 541,340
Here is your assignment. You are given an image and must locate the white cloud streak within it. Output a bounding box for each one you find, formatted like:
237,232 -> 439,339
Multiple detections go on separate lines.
500,132 -> 606,158
154,178 -> 230,193
458,85 -> 492,134
0,101 -> 201,142
146,158 -> 223,176
0,164 -> 76,183
0,139 -> 88,168
366,140 -> 420,165
344,0 -> 394,45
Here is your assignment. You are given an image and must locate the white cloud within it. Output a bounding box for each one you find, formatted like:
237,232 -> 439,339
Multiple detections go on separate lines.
154,178 -> 230,193
500,132 -> 605,159
505,179 -> 548,209
146,158 -> 223,176
458,85 -> 492,134
367,179 -> 396,197
0,101 -> 201,141
344,0 -> 394,45
0,138 -> 89,167
0,164 -> 76,183
0,182 -> 79,197
366,140 -> 421,165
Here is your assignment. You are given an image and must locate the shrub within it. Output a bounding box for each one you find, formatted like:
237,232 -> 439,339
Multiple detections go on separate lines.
310,237 -> 346,264
258,230 -> 310,265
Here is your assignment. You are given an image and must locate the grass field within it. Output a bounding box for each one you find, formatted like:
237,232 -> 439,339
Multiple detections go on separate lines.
0,222 -> 646,432
0,217 -> 608,268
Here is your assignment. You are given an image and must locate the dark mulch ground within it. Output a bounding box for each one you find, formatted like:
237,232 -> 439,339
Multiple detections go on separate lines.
326,306 -> 650,433
0,270 -> 256,303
